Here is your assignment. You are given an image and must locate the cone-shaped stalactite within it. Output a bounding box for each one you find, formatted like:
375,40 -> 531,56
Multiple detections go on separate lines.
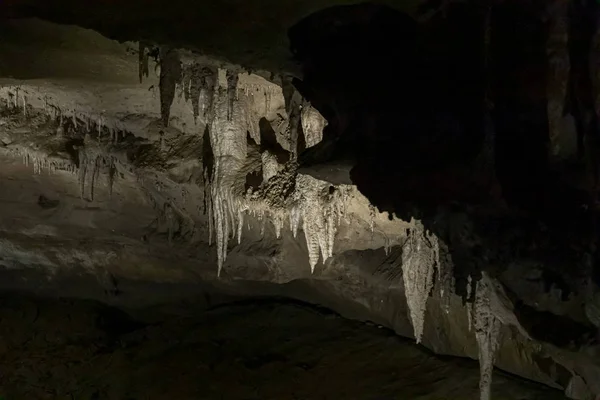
281,76 -> 304,156
187,63 -> 202,121
207,86 -> 248,276
473,273 -> 503,400
201,66 -> 218,121
77,134 -> 116,202
138,41 -> 151,84
159,47 -> 182,127
301,102 -> 328,148
401,219 -> 439,343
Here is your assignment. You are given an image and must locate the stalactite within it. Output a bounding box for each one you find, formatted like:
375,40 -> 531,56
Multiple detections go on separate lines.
384,237 -> 391,256
159,47 -> 182,127
201,66 -> 218,121
261,150 -> 280,182
12,146 -> 75,176
436,241 -> 454,314
368,204 -> 376,233
546,0 -> 570,158
165,203 -> 176,245
138,41 -> 150,84
13,87 -> 19,110
265,89 -> 272,115
467,274 -> 474,331
187,63 -> 203,122
22,93 -> 28,117
293,175 -> 349,273
199,73 -> 350,276
301,103 -> 327,148
401,219 -> 439,343
226,70 -> 239,121
77,134 -> 116,201
474,272 -> 503,400
206,86 -> 248,276
290,206 -> 301,238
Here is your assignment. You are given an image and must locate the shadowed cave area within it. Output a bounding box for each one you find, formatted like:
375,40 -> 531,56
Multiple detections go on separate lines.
1,0 -> 600,399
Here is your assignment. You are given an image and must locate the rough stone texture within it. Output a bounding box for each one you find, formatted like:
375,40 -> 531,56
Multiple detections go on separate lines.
0,7 -> 599,400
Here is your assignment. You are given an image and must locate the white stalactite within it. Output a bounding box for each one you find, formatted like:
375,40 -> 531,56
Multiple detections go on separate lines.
203,72 -> 353,277
474,272 -> 503,400
12,146 -> 76,175
261,150 -> 280,183
301,103 -> 327,148
467,274 -> 474,331
401,219 -> 439,343
77,134 -> 117,201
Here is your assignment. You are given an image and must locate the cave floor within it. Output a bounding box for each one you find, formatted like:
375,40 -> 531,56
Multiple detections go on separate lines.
0,294 -> 565,400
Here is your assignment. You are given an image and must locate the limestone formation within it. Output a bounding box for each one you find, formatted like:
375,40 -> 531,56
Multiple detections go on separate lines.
0,13 -> 599,400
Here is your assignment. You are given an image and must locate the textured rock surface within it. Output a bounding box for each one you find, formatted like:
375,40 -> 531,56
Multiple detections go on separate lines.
0,295 -> 566,400
0,5 -> 600,400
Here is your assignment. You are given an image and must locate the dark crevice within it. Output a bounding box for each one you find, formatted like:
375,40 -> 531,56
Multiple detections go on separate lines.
289,1 -> 600,312
292,3 -> 490,218
514,301 -> 597,349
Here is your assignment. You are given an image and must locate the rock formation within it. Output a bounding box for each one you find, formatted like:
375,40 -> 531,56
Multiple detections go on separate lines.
1,2 -> 600,399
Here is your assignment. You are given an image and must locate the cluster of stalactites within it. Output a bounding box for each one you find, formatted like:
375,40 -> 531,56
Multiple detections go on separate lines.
1,86 -> 28,116
204,69 -> 343,277
292,174 -> 349,272
180,63 -> 218,123
78,134 -> 117,201
400,219 -> 440,343
1,86 -> 125,145
208,170 -> 350,276
205,83 -> 249,276
12,146 -> 77,175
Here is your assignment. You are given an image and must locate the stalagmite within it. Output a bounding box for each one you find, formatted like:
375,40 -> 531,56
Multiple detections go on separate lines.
301,103 -> 327,148
401,219 -> 439,343
474,272 -> 503,400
